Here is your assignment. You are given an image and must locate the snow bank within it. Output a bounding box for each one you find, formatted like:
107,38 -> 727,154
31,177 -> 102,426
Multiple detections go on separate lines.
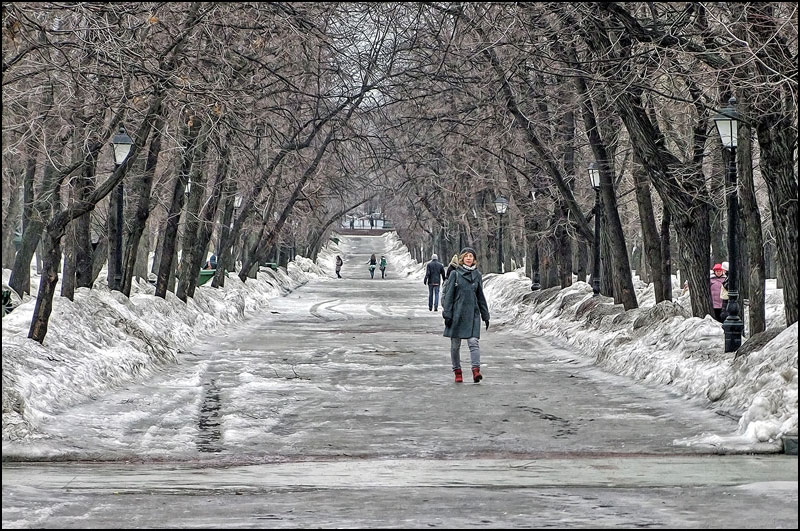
482,271 -> 797,449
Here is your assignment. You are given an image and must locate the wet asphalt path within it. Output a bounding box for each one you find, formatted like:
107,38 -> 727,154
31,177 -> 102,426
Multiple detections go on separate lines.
2,235 -> 797,528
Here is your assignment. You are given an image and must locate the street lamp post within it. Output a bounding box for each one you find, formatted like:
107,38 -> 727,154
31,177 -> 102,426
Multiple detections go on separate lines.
494,196 -> 508,273
588,162 -> 601,297
530,190 -> 540,291
713,96 -> 744,352
111,127 -> 133,292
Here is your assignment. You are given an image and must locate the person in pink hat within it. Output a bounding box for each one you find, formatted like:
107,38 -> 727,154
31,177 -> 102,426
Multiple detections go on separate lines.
710,263 -> 727,321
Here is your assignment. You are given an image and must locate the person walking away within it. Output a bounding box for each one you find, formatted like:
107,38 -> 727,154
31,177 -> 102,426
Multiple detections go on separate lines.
379,255 -> 388,279
710,263 -> 726,322
424,253 -> 446,311
335,255 -> 343,278
367,253 -> 377,279
442,247 -> 490,383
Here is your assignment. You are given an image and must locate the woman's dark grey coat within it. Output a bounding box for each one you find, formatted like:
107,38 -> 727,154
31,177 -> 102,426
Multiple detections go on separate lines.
442,266 -> 490,339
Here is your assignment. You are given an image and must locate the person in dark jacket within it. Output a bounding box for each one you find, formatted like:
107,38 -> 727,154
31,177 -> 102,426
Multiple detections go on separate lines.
423,253 -> 446,311
366,254 -> 377,279
379,255 -> 388,279
441,247 -> 490,383
335,255 -> 343,278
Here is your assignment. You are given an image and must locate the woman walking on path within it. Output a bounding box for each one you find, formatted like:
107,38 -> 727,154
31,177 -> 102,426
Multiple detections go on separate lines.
335,255 -> 343,278
441,247 -> 490,383
379,255 -> 388,279
366,254 -> 377,279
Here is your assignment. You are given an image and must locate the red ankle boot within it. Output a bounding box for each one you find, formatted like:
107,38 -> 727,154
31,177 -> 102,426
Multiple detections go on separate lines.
454,369 -> 463,383
472,367 -> 482,383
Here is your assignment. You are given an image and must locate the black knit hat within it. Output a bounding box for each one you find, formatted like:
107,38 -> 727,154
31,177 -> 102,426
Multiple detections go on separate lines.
459,247 -> 477,259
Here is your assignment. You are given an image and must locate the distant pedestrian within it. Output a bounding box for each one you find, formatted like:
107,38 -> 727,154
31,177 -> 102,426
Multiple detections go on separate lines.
442,247 -> 490,383
335,255 -> 343,278
424,253 -> 446,311
380,255 -> 387,279
441,253 -> 460,299
710,263 -> 726,322
367,253 -> 377,279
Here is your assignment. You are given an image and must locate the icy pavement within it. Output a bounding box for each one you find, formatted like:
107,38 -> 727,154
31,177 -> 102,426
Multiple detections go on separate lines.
2,235 -> 797,528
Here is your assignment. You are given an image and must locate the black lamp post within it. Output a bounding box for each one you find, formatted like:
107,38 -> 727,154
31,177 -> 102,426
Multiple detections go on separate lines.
588,162 -> 601,297
530,189 -> 540,291
111,127 -> 133,291
713,96 -> 744,352
494,196 -> 508,273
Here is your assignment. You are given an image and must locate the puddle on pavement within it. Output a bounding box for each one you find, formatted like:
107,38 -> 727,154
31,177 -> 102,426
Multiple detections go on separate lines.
197,378 -> 223,453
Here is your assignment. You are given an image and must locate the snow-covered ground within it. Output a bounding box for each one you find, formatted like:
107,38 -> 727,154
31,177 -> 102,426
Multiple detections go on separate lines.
2,232 -> 797,451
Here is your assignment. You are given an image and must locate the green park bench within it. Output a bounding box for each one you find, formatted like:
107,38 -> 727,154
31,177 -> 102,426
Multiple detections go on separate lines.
262,262 -> 278,271
197,269 -> 216,286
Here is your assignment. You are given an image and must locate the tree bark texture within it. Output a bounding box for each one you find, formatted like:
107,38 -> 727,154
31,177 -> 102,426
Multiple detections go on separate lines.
176,124 -> 212,302
632,161 -> 664,303
155,116 -> 201,299
746,3 -> 797,326
122,109 -> 165,297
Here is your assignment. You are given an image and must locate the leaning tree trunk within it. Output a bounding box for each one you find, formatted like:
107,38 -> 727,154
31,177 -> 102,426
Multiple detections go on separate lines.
28,227 -> 64,342
615,93 -> 713,318
633,159 -> 665,303
577,73 -> 637,309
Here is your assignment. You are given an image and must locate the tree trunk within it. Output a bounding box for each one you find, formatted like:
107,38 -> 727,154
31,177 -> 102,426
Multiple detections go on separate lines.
660,207 -> 674,301
90,235 -> 108,285
557,203 -> 573,288
1,169 -> 23,269
60,222 -> 76,300
122,110 -> 165,296
633,161 -> 664,302
176,124 -> 211,302
747,3 -> 797,327
28,227 -> 64,343
736,116 -> 765,334
576,240 -> 588,285
74,145 -> 99,289
185,137 -> 230,299
8,154 -> 41,296
155,115 -> 201,299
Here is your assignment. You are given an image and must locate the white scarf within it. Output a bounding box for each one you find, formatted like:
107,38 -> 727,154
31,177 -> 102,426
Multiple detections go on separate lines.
462,264 -> 477,271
